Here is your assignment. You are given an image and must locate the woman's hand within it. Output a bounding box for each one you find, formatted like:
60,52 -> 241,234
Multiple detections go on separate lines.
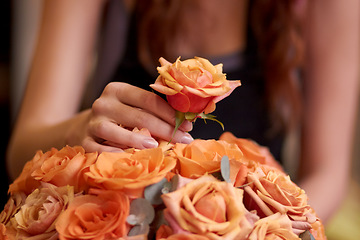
73,82 -> 194,153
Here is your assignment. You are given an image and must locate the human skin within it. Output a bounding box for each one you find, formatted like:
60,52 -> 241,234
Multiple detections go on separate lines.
6,0 -> 360,224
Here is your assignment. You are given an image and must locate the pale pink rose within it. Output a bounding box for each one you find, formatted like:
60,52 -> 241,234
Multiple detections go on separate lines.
247,213 -> 300,240
243,166 -> 319,237
31,145 -> 98,193
246,167 -> 310,218
162,175 -> 258,240
156,225 -> 211,240
10,183 -> 74,240
56,188 -> 130,240
150,57 -> 241,114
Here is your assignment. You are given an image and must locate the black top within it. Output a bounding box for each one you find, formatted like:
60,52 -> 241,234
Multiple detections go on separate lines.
103,3 -> 285,163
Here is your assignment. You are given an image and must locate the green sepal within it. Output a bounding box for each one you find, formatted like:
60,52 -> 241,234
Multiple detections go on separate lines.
170,111 -> 185,143
184,112 -> 198,122
198,113 -> 224,130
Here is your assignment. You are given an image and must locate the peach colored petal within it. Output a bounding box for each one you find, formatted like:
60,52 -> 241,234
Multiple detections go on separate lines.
152,57 -> 241,115
197,85 -> 230,97
85,148 -> 176,199
169,67 -> 200,89
194,57 -> 218,75
159,57 -> 172,66
56,188 -> 129,239
182,86 -> 212,98
164,78 -> 184,92
203,101 -> 216,114
167,92 -> 191,113
212,80 -> 241,103
150,82 -> 179,96
172,140 -> 243,179
247,213 -> 300,240
8,148 -> 60,195
162,175 -> 256,239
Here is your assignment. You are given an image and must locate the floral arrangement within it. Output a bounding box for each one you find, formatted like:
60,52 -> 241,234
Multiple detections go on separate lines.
0,57 -> 327,239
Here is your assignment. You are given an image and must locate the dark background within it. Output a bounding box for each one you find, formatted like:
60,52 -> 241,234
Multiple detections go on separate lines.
0,0 -> 11,207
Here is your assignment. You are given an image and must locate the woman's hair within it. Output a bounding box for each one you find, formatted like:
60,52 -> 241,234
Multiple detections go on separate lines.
136,0 -> 305,133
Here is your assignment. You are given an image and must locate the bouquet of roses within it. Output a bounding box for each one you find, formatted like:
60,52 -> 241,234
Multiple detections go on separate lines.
0,57 -> 327,240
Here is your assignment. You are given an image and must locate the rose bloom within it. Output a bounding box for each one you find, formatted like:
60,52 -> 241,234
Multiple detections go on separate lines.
0,192 -> 26,226
8,149 -> 57,195
56,188 -> 129,240
171,139 -> 243,179
219,132 -> 283,171
31,145 -> 98,193
308,213 -> 327,240
245,166 -> 316,223
247,213 -> 300,240
162,175 -> 258,240
156,225 -> 211,240
85,147 -> 176,198
10,183 -> 74,240
0,224 -> 9,240
150,57 -> 241,114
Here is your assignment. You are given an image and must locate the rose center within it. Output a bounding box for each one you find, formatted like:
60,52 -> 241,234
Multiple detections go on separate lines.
194,192 -> 227,223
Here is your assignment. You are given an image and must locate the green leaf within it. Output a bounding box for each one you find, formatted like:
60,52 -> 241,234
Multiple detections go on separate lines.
127,223 -> 150,237
220,156 -> 231,183
144,178 -> 169,205
127,198 -> 155,226
299,230 -> 316,240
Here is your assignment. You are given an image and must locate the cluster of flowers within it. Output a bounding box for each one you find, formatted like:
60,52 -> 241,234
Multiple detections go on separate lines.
0,130 -> 326,240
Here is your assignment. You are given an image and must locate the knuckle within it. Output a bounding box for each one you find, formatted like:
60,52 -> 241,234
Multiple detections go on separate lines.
104,82 -> 128,96
91,98 -> 107,115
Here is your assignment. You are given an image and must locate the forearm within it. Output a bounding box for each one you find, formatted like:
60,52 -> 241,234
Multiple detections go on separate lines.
298,165 -> 351,223
7,109 -> 91,180
299,0 -> 360,223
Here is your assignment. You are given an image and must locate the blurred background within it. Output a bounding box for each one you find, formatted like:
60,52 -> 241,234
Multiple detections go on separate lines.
0,1 -> 359,239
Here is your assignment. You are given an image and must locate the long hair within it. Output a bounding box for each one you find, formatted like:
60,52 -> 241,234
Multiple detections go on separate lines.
136,0 -> 305,133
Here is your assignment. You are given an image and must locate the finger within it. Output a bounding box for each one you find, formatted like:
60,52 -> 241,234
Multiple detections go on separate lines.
89,119 -> 160,149
107,82 -> 193,132
82,136 -> 124,153
108,104 -> 193,144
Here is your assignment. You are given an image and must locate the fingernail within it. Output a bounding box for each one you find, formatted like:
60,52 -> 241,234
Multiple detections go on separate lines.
142,138 -> 159,149
180,134 -> 194,144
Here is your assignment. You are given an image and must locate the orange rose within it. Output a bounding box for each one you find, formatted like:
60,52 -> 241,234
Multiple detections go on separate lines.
30,146 -> 98,193
8,149 -> 57,195
56,188 -> 129,240
0,224 -> 9,240
150,57 -> 241,114
219,132 -> 283,171
85,147 -> 176,198
171,139 -> 243,179
9,184 -> 73,240
247,213 -> 300,240
156,225 -> 211,240
244,166 -> 317,227
162,175 -> 258,240
309,214 -> 327,240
